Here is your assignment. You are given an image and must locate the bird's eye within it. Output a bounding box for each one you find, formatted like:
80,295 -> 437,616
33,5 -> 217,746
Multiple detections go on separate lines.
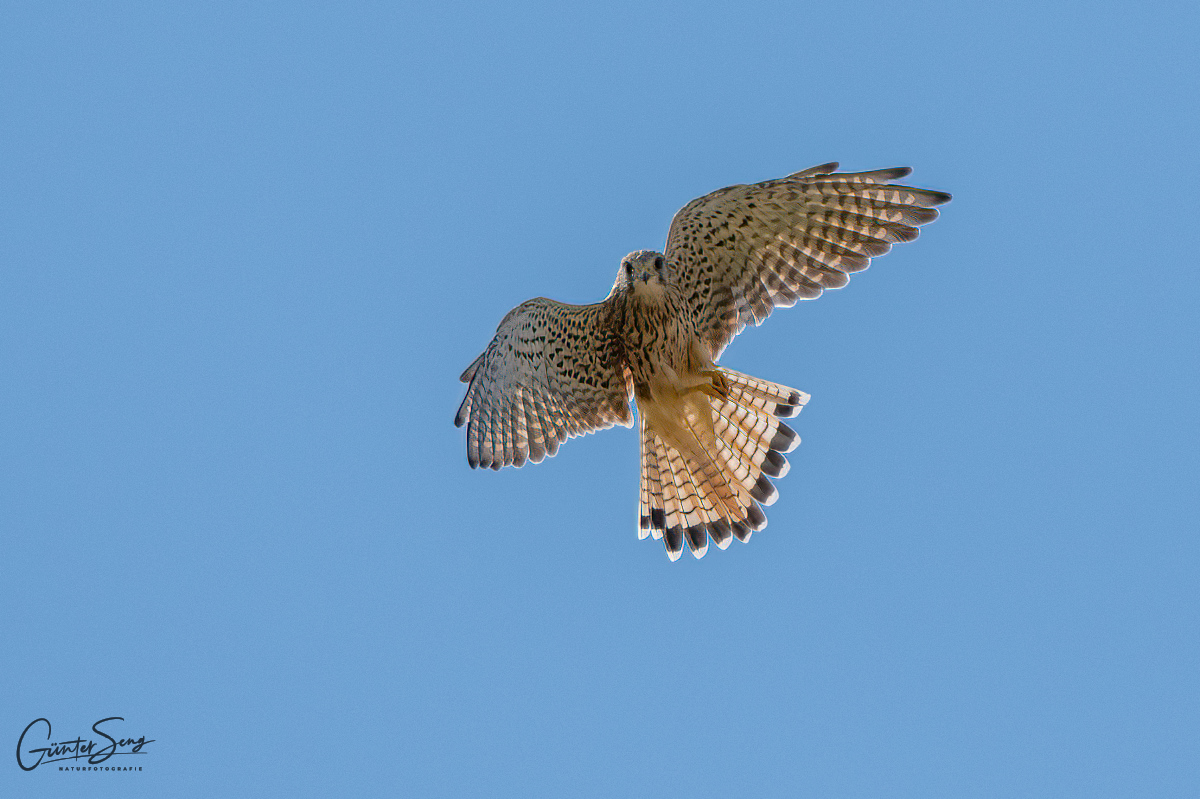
654,256 -> 664,270
624,262 -> 633,275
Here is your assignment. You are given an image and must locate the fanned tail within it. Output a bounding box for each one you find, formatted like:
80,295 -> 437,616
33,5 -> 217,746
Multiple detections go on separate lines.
638,368 -> 809,560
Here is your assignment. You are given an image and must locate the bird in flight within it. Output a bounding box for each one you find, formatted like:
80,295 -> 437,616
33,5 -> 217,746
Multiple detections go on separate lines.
455,163 -> 950,560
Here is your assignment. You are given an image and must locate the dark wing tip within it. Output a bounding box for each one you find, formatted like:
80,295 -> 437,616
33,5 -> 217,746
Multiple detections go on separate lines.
745,502 -> 767,531
775,400 -> 801,418
664,526 -> 684,560
791,161 -> 839,178
750,475 -> 778,506
709,519 -> 733,549
684,524 -> 710,557
769,422 -> 799,453
760,449 -> 788,478
459,353 -> 485,383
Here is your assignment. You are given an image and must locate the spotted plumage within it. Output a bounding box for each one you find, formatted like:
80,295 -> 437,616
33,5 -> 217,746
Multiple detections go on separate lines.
455,163 -> 950,560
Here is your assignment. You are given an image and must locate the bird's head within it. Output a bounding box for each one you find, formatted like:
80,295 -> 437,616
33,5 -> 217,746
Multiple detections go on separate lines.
614,250 -> 673,300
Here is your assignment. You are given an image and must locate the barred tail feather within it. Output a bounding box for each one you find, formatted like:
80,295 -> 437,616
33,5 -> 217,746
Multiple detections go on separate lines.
638,416 -> 665,541
637,370 -> 809,560
717,367 -> 810,418
656,435 -> 688,561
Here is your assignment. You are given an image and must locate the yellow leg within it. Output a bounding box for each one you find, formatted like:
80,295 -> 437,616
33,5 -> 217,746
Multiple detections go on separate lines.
695,369 -> 729,400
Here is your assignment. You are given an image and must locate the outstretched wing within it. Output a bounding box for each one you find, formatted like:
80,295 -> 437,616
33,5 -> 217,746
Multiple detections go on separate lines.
455,297 -> 633,470
665,162 -> 951,358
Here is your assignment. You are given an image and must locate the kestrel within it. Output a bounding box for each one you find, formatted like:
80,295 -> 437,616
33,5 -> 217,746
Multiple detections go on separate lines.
455,163 -> 950,560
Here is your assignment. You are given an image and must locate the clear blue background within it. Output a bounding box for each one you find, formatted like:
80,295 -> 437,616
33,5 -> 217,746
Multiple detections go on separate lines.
3,1 -> 1197,796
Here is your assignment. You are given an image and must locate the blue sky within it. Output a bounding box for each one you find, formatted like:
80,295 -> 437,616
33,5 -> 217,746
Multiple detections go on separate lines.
2,1 -> 1197,796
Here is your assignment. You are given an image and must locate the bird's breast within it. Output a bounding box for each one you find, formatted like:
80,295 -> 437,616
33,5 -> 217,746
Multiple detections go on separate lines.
618,290 -> 697,394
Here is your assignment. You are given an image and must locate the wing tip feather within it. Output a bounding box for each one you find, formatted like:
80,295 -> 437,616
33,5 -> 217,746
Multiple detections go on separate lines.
769,422 -> 799,453
664,526 -> 684,561
791,161 -> 839,178
750,475 -> 779,506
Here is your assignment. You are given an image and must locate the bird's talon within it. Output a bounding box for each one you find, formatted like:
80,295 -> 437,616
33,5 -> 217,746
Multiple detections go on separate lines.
698,370 -> 729,400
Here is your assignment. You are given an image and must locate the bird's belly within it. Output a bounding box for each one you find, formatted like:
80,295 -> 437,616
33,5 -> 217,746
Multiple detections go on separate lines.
621,292 -> 712,401
632,348 -> 718,466
628,340 -> 690,394
622,306 -> 717,460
